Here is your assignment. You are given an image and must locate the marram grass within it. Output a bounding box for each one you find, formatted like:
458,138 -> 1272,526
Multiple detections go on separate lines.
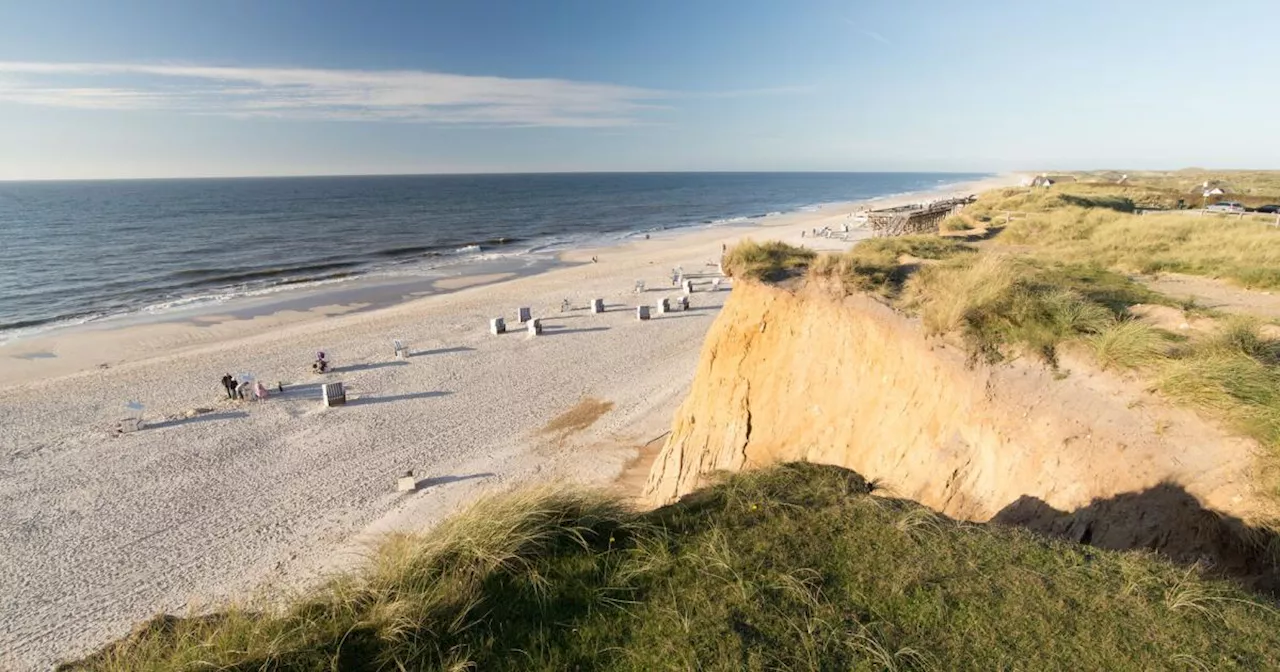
64,464 -> 1280,671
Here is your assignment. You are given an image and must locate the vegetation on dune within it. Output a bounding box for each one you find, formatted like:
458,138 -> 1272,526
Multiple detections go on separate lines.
902,255 -> 1127,365
967,181 -> 1280,290
64,463 -> 1280,671
1088,319 -> 1172,371
957,178 -> 1280,470
736,172 -> 1280,490
721,239 -> 816,282
808,235 -> 973,296
1157,318 -> 1280,451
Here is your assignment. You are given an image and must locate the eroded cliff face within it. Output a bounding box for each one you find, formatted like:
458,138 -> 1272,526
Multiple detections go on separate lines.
644,279 -> 1269,559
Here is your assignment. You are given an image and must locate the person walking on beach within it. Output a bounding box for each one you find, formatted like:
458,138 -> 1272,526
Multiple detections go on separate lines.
236,379 -> 251,400
221,374 -> 236,399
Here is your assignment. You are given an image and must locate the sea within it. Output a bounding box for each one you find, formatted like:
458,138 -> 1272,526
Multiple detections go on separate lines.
0,172 -> 986,340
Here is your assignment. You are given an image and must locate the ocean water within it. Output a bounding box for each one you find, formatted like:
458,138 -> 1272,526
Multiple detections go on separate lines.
0,172 -> 985,338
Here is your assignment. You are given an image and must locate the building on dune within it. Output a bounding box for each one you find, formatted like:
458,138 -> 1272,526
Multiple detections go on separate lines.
1029,174 -> 1077,188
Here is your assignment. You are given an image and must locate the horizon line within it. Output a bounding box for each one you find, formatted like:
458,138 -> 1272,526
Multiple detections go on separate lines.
0,169 -> 1010,184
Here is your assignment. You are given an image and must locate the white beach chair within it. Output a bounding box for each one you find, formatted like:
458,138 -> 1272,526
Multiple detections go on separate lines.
591,298 -> 605,313
490,317 -> 507,335
636,306 -> 651,321
527,318 -> 543,336
517,307 -> 532,323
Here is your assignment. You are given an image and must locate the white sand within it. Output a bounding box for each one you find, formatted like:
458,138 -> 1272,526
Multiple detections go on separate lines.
0,176 -> 1013,669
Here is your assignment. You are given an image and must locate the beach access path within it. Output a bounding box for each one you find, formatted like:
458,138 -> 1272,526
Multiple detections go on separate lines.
0,175 -> 1012,669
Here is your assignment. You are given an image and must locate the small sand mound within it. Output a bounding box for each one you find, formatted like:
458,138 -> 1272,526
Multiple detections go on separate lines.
541,397 -> 615,437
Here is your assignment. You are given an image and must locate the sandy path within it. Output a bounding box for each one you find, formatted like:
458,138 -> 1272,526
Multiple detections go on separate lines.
1141,272 -> 1280,320
0,177 -> 1011,669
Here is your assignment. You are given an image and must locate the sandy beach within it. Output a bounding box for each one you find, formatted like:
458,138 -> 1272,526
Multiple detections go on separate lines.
0,175 -> 1012,669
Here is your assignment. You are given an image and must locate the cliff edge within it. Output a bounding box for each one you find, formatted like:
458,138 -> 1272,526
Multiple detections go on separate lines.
644,278 -> 1273,571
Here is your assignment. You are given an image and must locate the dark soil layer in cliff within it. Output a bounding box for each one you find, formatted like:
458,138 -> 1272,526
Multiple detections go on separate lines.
65,463 -> 1280,671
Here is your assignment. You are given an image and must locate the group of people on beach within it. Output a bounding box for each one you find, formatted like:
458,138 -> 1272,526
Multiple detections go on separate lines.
218,352 -> 327,401
221,374 -> 267,402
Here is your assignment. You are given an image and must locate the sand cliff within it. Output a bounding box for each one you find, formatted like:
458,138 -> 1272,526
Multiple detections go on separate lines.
644,278 -> 1274,571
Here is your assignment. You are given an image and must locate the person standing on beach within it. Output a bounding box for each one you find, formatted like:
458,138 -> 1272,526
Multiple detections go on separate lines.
221,374 -> 236,399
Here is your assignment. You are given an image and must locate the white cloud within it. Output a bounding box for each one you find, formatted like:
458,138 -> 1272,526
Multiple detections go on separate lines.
861,30 -> 892,45
0,61 -> 667,126
840,18 -> 892,46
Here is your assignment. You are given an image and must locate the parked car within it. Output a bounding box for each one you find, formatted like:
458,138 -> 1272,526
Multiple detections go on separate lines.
1254,204 -> 1280,214
1206,201 -> 1246,214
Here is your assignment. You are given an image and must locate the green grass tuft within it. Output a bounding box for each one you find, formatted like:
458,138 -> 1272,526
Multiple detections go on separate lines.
1090,320 -> 1172,370
809,235 -> 973,296
722,239 -> 816,282
1157,319 -> 1280,450
902,255 -> 1128,365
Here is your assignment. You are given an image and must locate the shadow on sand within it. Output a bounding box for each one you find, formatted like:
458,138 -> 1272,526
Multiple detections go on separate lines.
277,383 -> 326,400
541,325 -> 612,336
146,411 -> 249,430
414,472 -> 496,491
410,346 -> 475,358
335,361 -> 410,374
993,482 -> 1280,596
351,390 -> 452,406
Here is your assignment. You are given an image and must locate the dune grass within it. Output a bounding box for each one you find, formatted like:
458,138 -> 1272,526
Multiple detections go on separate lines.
722,239 -> 816,282
63,463 -> 1280,671
900,254 -> 1155,366
879,245 -> 1280,469
946,180 -> 1280,467
1156,319 -> 1280,449
968,184 -> 1280,290
1089,319 -> 1172,370
808,235 -> 973,296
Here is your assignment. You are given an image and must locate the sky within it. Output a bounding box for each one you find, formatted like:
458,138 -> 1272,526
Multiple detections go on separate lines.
0,0 -> 1277,180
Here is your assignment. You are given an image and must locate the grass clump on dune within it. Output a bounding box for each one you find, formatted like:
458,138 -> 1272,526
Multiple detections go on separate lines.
940,215 -> 973,232
809,235 -> 973,296
901,255 -> 1150,365
1158,319 -> 1280,450
722,239 -> 816,282
65,463 -> 1280,671
1089,319 -> 1172,370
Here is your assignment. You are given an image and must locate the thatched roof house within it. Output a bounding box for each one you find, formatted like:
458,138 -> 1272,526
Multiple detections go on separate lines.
1030,174 -> 1077,188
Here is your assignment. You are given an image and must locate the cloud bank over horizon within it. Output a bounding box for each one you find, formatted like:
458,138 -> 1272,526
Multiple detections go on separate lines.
0,61 -> 666,127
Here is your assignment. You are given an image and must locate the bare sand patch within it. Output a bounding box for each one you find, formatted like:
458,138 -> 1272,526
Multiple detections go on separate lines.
541,397 -> 615,437
433,272 -> 515,291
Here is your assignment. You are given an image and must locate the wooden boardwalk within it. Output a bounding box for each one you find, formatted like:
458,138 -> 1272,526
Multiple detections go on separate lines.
867,196 -> 975,237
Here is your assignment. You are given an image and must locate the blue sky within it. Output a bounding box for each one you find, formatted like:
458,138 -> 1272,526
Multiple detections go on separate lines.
0,0 -> 1277,179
